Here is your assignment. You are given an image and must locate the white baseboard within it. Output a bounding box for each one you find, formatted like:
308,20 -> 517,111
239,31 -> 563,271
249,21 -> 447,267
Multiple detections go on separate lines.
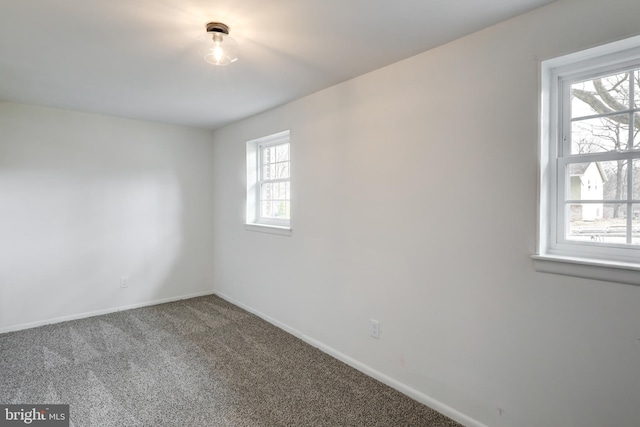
0,290 -> 216,334
214,291 -> 486,427
2,289 -> 485,427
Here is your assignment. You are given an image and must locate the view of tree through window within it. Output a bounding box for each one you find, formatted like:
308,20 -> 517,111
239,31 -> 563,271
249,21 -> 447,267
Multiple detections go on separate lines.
566,68 -> 640,244
259,142 -> 290,220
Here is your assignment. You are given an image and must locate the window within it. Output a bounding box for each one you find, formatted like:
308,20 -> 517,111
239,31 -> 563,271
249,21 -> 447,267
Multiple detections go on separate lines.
246,130 -> 291,235
536,35 -> 640,284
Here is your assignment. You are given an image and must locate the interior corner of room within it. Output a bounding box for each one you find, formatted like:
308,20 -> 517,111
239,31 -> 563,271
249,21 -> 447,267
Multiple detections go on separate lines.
2,1 -> 640,426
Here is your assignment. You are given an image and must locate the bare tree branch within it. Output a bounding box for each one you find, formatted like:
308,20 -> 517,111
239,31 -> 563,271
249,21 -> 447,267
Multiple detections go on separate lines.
594,77 -> 627,112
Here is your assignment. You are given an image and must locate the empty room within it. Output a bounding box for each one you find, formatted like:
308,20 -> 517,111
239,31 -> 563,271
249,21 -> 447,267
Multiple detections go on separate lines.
1,0 -> 640,426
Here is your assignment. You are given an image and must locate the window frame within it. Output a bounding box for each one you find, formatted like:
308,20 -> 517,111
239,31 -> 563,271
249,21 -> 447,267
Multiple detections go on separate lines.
535,35 -> 640,285
245,130 -> 292,236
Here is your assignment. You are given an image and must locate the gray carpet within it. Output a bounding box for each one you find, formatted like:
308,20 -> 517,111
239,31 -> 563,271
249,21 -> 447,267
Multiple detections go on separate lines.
0,295 -> 462,426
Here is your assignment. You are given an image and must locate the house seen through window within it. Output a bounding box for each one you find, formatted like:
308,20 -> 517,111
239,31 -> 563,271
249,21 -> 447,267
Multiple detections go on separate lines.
564,67 -> 640,246
539,36 -> 640,268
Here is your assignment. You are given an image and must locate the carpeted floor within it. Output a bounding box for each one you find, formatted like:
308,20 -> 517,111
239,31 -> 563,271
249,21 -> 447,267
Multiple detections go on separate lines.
0,295 -> 462,426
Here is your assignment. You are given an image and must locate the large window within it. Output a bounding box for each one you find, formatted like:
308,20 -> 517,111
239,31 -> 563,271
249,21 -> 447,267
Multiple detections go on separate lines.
537,36 -> 640,283
246,130 -> 291,234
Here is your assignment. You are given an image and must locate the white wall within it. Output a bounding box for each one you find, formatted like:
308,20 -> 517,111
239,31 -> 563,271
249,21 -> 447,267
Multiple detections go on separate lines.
211,1 -> 640,426
0,102 -> 215,331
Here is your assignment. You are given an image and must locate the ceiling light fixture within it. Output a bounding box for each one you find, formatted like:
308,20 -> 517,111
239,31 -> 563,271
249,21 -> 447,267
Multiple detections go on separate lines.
200,22 -> 238,66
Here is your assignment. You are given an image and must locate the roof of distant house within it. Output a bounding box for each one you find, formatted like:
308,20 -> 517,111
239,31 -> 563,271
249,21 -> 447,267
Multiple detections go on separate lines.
569,162 -> 608,182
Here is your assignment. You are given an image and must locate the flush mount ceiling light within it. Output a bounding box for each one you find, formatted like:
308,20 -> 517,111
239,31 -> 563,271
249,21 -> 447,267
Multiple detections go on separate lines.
199,22 -> 239,66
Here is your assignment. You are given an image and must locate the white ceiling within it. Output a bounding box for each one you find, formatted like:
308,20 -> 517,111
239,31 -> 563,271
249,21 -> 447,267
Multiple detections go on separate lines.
0,0 -> 554,129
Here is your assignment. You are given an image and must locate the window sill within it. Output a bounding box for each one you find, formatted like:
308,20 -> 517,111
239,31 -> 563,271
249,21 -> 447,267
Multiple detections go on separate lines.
532,254 -> 640,286
244,223 -> 292,236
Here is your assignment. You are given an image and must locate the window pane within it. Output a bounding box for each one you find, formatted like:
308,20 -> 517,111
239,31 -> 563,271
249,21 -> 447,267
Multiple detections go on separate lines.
262,143 -> 289,165
571,72 -> 630,119
567,162 -> 605,200
634,113 -> 640,149
261,182 -> 290,200
260,182 -> 271,200
274,182 -> 282,200
281,161 -> 290,178
634,160 -> 640,200
634,204 -> 640,244
275,161 -> 289,179
262,161 -> 290,180
260,182 -> 289,203
262,145 -> 276,165
275,143 -> 289,162
571,114 -> 629,154
567,203 -> 626,244
276,181 -> 286,199
567,161 -> 627,201
261,200 -> 290,219
263,163 -> 272,180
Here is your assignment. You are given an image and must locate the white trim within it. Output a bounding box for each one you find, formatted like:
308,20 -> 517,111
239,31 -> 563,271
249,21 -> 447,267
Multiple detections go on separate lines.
214,291 -> 487,427
537,35 -> 640,282
248,130 -> 290,146
542,35 -> 640,75
244,222 -> 292,236
246,130 -> 291,229
532,254 -> 640,286
0,290 -> 216,334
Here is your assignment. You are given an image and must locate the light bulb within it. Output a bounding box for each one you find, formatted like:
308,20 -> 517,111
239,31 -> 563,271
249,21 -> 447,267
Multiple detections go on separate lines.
212,35 -> 224,63
213,46 -> 223,63
199,22 -> 239,66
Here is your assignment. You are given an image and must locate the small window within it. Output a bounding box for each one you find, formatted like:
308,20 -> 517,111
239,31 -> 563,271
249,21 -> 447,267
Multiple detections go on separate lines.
246,131 -> 291,235
536,35 -> 640,284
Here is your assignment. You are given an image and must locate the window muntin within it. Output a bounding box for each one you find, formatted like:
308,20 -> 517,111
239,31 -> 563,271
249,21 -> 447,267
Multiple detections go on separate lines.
567,69 -> 639,155
557,64 -> 640,253
536,37 -> 640,282
245,130 -> 291,232
258,140 -> 290,222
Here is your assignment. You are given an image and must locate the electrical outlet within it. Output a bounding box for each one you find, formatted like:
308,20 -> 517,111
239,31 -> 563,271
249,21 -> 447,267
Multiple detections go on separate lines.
370,319 -> 380,339
120,276 -> 129,288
